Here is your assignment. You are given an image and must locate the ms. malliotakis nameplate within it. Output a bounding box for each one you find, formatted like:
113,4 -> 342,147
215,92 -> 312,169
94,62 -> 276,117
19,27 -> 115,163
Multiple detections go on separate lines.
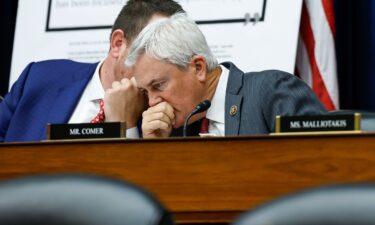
47,122 -> 126,140
274,113 -> 361,134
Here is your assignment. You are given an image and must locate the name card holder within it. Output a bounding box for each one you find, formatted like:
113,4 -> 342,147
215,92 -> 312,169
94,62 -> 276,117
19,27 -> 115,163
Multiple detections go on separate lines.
47,122 -> 126,141
272,113 -> 361,135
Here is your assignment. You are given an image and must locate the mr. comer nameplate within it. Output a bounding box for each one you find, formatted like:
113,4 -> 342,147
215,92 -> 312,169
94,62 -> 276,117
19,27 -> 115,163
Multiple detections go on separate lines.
47,122 -> 126,140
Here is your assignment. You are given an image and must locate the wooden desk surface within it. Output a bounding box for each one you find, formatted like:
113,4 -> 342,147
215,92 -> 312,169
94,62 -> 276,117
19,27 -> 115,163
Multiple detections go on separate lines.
1,134 -> 375,223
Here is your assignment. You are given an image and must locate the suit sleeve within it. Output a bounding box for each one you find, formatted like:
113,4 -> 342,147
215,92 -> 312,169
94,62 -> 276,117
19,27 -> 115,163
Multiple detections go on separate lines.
0,63 -> 34,142
260,70 -> 328,132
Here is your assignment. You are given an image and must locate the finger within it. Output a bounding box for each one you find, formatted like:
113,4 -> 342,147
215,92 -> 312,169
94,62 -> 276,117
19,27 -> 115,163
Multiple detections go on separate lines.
119,79 -> 132,91
142,120 -> 170,132
130,77 -> 137,87
104,88 -> 112,96
143,108 -> 174,125
143,112 -> 172,125
144,102 -> 175,120
157,102 -> 175,121
111,81 -> 121,89
120,78 -> 130,85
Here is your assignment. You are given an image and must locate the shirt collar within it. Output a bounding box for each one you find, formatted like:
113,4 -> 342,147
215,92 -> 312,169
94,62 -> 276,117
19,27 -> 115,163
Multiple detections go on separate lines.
206,65 -> 229,124
81,60 -> 105,103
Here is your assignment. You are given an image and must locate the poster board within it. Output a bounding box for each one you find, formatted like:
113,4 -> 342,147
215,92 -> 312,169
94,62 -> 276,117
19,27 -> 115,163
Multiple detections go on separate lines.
10,0 -> 302,88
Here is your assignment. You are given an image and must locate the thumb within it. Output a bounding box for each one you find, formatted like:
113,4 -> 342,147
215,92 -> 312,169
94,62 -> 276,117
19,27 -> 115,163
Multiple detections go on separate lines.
130,76 -> 138,87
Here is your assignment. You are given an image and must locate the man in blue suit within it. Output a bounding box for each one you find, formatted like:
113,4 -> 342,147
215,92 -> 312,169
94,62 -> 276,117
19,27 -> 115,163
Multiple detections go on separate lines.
0,0 -> 184,142
126,13 -> 327,137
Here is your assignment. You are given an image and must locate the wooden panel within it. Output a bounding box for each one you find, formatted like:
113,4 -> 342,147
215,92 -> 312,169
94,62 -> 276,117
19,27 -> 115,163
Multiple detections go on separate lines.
1,134 -> 375,223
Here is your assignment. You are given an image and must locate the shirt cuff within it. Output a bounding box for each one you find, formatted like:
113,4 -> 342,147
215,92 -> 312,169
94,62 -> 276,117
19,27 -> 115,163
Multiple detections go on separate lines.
126,127 -> 139,139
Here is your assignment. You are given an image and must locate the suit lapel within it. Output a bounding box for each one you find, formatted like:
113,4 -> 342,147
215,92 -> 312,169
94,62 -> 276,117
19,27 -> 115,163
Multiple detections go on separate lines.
225,94 -> 243,135
222,62 -> 244,136
47,63 -> 97,124
47,79 -> 90,124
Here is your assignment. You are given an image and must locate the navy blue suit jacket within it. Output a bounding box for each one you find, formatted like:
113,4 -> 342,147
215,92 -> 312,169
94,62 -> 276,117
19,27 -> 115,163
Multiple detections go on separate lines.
0,60 -> 98,142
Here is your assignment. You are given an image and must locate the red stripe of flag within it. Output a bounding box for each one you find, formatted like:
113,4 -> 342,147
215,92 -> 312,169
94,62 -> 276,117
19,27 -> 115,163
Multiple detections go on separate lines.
300,2 -> 335,110
321,0 -> 336,38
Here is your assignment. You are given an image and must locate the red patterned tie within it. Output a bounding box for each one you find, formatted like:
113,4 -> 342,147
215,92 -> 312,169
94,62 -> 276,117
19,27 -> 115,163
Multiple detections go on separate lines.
91,99 -> 105,123
200,117 -> 209,133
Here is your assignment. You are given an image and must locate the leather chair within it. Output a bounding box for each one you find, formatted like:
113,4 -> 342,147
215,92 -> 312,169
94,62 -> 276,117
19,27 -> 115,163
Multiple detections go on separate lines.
232,184 -> 375,225
0,174 -> 175,225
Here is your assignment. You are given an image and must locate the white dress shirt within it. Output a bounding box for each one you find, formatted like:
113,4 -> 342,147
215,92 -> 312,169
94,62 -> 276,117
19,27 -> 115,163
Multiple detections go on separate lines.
201,65 -> 229,137
68,60 -> 139,138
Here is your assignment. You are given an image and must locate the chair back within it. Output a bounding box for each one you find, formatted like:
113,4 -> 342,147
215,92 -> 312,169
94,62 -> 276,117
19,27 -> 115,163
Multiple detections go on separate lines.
0,174 -> 175,225
232,184 -> 375,225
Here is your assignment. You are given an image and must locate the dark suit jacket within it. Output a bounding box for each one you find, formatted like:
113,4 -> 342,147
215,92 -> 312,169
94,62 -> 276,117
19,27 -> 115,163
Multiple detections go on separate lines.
0,60 -> 98,142
223,62 -> 327,135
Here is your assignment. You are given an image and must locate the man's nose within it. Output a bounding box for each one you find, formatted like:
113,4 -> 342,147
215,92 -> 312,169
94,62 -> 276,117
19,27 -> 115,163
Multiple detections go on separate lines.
148,93 -> 162,107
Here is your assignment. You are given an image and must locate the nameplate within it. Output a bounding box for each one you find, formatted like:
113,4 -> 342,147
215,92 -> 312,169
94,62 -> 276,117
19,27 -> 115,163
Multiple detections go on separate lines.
47,122 -> 126,140
275,113 -> 361,134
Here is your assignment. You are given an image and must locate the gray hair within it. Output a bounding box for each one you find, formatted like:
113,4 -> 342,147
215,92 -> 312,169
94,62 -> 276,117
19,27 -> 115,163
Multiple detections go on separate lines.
125,13 -> 218,71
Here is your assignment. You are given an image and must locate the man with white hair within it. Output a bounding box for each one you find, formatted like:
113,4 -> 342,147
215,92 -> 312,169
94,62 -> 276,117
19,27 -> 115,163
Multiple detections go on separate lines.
126,13 -> 327,137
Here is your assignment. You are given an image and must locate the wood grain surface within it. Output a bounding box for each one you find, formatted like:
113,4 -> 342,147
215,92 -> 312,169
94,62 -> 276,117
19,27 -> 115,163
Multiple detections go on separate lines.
1,134 -> 375,223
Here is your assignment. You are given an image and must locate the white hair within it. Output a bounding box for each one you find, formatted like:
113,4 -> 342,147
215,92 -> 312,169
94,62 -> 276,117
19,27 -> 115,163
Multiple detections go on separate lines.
125,13 -> 218,71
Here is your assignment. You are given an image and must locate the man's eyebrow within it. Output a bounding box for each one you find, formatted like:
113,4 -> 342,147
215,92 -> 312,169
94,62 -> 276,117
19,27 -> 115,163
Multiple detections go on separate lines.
146,78 -> 167,87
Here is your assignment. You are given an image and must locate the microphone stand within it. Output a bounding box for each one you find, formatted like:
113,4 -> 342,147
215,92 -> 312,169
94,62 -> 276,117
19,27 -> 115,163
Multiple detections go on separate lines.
183,112 -> 195,137
183,100 -> 211,137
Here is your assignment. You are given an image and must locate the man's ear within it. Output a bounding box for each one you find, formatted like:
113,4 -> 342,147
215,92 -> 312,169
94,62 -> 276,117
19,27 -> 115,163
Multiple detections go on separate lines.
109,29 -> 127,58
191,55 -> 207,82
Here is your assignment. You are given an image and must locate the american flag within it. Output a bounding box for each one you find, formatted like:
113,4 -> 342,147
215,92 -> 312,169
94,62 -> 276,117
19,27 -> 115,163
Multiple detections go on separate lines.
296,0 -> 339,111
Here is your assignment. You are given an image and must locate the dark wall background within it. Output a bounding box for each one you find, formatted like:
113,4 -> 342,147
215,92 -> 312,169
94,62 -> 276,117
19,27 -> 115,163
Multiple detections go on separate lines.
335,0 -> 375,110
1,0 -> 375,111
0,1 -> 18,98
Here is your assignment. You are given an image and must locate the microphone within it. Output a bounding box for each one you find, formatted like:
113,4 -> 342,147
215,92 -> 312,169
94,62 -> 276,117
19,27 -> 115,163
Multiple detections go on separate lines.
183,100 -> 211,137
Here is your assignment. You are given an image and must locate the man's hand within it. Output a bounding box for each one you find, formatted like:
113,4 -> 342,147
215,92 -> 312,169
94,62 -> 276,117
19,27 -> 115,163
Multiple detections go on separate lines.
104,77 -> 146,128
142,102 -> 175,138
